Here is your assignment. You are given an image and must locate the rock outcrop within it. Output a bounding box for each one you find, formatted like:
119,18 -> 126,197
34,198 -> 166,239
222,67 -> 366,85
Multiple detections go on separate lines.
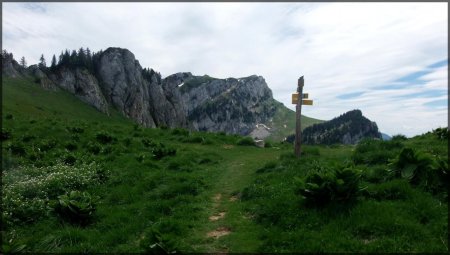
297,109 -> 381,145
49,67 -> 108,113
180,75 -> 277,135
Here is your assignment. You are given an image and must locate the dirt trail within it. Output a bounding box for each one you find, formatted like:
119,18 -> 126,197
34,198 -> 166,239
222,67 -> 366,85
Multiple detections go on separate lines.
194,148 -> 280,252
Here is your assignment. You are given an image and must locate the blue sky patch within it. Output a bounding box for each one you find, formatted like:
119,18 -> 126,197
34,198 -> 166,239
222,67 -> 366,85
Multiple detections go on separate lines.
424,99 -> 448,108
337,91 -> 364,100
393,89 -> 447,99
427,59 -> 448,69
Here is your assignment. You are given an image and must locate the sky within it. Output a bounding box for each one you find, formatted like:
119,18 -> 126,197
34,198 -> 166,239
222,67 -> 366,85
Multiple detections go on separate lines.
2,2 -> 448,137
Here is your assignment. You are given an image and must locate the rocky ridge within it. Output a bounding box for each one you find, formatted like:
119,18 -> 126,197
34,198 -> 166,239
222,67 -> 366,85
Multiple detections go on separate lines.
2,48 -> 282,136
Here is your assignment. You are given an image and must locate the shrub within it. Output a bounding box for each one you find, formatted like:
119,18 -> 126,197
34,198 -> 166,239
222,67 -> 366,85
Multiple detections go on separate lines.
152,143 -> 176,160
21,134 -> 36,143
432,127 -> 449,140
361,165 -> 389,183
5,113 -> 14,119
86,142 -> 101,155
65,142 -> 77,151
2,163 -> 104,225
123,137 -> 132,146
264,141 -> 273,148
39,139 -> 57,152
63,154 -> 77,166
6,143 -> 26,156
388,148 -> 438,187
295,165 -> 363,206
391,134 -> 408,141
237,137 -> 255,146
256,161 -> 281,173
139,223 -> 180,254
1,128 -> 11,141
95,131 -> 114,144
142,138 -> 156,147
54,191 -> 98,224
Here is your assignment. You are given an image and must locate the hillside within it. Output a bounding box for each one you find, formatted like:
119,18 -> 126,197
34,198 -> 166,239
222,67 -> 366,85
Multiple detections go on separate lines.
2,73 -> 448,253
2,49 -> 320,140
287,109 -> 382,145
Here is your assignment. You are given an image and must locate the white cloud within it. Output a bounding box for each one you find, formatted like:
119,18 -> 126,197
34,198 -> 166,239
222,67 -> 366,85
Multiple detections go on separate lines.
2,2 -> 448,137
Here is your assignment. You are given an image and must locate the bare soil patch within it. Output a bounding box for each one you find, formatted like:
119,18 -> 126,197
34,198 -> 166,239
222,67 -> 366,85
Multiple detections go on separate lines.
207,227 -> 231,239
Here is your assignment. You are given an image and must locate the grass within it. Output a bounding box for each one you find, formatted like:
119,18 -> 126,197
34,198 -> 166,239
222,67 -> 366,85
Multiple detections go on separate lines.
265,100 -> 324,142
1,77 -> 448,253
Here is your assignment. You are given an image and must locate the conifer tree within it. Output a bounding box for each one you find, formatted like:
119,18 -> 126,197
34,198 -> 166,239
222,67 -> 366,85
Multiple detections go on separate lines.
20,56 -> 27,68
51,54 -> 57,71
38,54 -> 46,69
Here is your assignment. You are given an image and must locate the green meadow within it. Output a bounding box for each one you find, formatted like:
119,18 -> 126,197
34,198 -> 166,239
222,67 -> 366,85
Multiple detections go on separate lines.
1,77 -> 448,253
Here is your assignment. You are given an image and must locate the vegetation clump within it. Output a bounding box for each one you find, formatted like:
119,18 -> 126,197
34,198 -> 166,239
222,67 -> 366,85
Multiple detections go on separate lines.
295,165 -> 363,206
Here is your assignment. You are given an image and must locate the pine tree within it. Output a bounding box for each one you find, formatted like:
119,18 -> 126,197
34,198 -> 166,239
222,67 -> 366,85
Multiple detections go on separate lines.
50,54 -> 57,71
69,50 -> 77,67
38,54 -> 46,69
78,47 -> 86,68
20,56 -> 27,68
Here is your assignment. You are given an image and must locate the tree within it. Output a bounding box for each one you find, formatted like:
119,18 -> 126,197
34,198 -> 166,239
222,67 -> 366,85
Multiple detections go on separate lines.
50,54 -> 57,71
77,47 -> 86,68
38,54 -> 46,69
69,50 -> 77,67
20,56 -> 27,68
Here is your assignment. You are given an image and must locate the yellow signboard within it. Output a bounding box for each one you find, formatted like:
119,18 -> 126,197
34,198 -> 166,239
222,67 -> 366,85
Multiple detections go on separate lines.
302,99 -> 313,105
292,93 -> 311,104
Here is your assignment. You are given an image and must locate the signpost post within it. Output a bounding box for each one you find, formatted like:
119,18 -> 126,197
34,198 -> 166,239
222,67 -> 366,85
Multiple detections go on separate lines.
292,76 -> 313,158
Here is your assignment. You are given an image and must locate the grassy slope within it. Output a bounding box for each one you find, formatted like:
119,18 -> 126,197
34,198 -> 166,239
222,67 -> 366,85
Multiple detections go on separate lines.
265,100 -> 323,142
2,77 -> 448,253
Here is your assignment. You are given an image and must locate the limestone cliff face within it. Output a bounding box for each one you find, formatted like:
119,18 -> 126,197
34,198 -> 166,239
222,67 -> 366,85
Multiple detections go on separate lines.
2,47 -> 282,135
180,75 -> 277,135
49,67 -> 108,113
94,47 -> 156,127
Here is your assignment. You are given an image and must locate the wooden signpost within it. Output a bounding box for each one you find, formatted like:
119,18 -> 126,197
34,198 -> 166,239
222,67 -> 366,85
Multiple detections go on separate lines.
292,76 -> 313,158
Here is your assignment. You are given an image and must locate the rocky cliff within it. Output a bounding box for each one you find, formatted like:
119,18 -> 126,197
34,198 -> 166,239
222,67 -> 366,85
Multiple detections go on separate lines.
2,47 -> 311,137
180,74 -> 276,135
292,109 -> 381,145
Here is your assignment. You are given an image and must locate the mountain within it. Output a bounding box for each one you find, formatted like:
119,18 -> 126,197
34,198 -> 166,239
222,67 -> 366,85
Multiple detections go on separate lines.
286,109 -> 381,145
1,48 -> 321,139
381,132 -> 392,141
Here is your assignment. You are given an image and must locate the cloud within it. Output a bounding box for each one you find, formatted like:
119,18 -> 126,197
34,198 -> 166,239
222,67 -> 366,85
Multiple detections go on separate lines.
2,2 -> 448,137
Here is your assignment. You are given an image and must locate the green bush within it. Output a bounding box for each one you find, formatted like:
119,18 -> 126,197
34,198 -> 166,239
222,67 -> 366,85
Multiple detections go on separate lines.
54,191 -> 98,224
39,139 -> 57,152
1,128 -> 11,141
64,142 -> 77,151
139,222 -> 181,254
432,127 -> 449,140
142,138 -> 156,147
237,137 -> 255,146
388,147 -> 447,194
63,154 -> 77,165
21,134 -> 36,143
152,143 -> 176,160
86,142 -> 101,155
295,166 -> 363,206
95,131 -> 114,144
2,163 -> 104,225
361,165 -> 389,183
6,143 -> 26,156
